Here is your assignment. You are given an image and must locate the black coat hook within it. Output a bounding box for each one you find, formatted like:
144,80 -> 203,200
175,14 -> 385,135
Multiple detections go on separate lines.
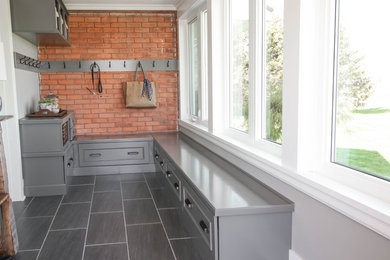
20,56 -> 27,64
167,60 -> 170,67
153,61 -> 155,67
109,61 -> 111,68
79,61 -> 81,69
37,61 -> 42,68
124,61 -> 126,68
63,61 -> 66,69
48,62 -> 51,69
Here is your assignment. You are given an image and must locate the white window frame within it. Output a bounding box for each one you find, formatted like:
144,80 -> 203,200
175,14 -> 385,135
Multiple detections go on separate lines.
221,0 -> 282,157
180,1 -> 208,127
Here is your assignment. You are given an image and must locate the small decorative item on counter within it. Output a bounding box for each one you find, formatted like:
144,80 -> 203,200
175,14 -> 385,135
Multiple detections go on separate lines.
38,99 -> 53,111
44,92 -> 59,110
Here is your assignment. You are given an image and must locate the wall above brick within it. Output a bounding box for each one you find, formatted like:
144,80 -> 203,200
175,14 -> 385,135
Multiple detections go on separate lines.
38,11 -> 179,135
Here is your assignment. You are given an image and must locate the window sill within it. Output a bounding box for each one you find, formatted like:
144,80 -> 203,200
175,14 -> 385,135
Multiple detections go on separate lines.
179,119 -> 390,240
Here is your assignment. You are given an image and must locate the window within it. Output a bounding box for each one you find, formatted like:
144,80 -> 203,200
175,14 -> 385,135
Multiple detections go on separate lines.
187,8 -> 208,124
332,0 -> 390,181
224,0 -> 284,151
263,0 -> 284,144
229,0 -> 249,132
189,18 -> 199,118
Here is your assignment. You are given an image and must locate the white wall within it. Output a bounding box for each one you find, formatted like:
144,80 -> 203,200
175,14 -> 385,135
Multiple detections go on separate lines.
0,0 -> 39,201
13,34 -> 40,118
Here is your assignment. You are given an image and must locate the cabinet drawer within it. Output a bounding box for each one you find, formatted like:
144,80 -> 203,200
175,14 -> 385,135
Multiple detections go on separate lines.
183,187 -> 213,250
79,141 -> 150,167
165,164 -> 181,199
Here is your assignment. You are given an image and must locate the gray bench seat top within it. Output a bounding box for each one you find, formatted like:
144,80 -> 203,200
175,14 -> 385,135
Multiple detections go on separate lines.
153,132 -> 294,216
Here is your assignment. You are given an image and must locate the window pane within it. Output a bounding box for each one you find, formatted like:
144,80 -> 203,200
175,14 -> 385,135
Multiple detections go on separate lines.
264,0 -> 284,143
333,0 -> 390,181
201,11 -> 208,121
230,0 -> 249,132
189,18 -> 199,117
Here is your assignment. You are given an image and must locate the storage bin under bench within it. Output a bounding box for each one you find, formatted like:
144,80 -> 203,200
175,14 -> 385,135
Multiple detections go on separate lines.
71,134 -> 156,175
153,132 -> 294,260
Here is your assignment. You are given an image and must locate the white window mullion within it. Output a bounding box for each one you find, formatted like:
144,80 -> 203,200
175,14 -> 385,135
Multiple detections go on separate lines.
247,0 -> 256,142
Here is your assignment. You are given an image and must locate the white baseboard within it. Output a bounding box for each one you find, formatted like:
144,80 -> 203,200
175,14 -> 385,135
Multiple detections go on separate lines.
289,250 -> 304,260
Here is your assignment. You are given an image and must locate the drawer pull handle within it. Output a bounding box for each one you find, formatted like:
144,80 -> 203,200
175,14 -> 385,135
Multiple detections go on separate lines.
155,154 -> 159,159
67,163 -> 71,168
166,171 -> 172,177
69,157 -> 74,162
89,153 -> 101,157
127,151 -> 139,155
160,162 -> 164,167
174,183 -> 179,190
185,198 -> 193,208
199,220 -> 209,233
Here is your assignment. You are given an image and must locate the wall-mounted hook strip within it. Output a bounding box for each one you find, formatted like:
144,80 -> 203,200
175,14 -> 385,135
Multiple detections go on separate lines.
20,56 -> 27,64
14,52 -> 178,73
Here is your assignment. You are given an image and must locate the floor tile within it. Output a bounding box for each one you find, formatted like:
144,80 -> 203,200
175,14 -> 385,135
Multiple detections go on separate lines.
84,243 -> 128,260
13,197 -> 33,221
144,172 -> 167,190
122,182 -> 151,199
37,229 -> 85,260
159,208 -> 198,239
95,175 -> 121,192
51,203 -> 90,230
150,185 -> 181,209
127,223 -> 174,260
91,191 -> 122,213
62,185 -> 93,203
123,199 -> 159,225
171,238 -> 213,260
86,212 -> 126,245
120,173 -> 145,183
13,250 -> 39,260
67,176 -> 95,185
21,196 -> 62,217
17,217 -> 52,250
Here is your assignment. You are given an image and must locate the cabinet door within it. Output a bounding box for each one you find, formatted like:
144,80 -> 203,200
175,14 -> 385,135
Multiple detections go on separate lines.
79,141 -> 151,167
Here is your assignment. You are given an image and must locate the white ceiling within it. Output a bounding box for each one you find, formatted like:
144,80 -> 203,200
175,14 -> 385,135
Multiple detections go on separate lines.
63,0 -> 182,10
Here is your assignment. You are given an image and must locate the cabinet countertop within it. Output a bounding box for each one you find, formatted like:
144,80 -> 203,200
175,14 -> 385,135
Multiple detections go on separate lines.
153,132 -> 294,216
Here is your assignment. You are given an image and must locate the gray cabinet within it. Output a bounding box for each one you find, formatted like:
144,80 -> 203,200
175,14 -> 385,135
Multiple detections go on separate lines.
72,135 -> 156,176
153,133 -> 294,260
19,112 -> 75,196
10,0 -> 70,46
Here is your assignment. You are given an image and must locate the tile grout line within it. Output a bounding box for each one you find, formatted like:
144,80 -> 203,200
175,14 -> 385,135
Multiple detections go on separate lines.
81,175 -> 96,260
85,242 -> 128,247
143,173 -> 177,260
18,197 -> 35,219
50,227 -> 87,232
90,211 -> 124,215
120,179 -> 131,260
35,196 -> 64,260
125,222 -> 161,227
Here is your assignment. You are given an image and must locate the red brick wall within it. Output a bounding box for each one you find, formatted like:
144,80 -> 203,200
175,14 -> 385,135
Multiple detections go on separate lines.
39,11 -> 178,135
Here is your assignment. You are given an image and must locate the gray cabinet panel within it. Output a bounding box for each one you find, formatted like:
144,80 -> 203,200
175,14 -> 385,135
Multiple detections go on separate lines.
23,156 -> 65,186
79,141 -> 150,167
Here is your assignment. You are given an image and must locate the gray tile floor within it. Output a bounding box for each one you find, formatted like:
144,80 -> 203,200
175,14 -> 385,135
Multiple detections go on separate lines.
12,172 -> 202,260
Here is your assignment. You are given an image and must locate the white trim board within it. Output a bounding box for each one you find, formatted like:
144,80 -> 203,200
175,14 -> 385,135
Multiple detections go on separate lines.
65,4 -> 177,11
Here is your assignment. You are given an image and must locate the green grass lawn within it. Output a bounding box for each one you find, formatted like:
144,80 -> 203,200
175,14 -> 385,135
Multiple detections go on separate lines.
335,148 -> 390,180
353,107 -> 390,114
